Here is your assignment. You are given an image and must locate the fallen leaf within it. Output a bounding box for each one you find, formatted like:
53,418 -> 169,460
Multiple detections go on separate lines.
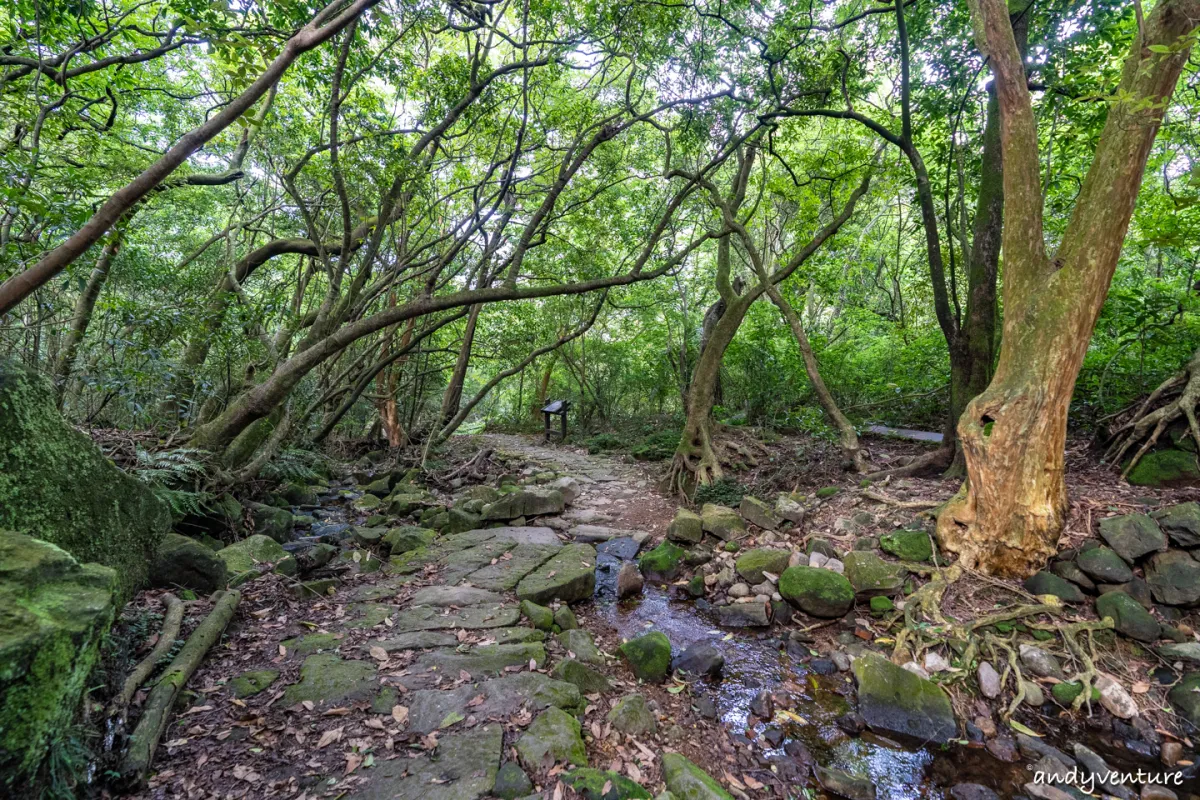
743,774 -> 764,790
392,705 -> 409,726
370,646 -> 389,662
440,711 -> 465,729
317,727 -> 344,748
1131,681 -> 1151,694
1008,720 -> 1042,738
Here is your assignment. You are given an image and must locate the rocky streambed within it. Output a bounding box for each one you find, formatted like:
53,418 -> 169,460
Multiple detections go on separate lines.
126,435 -> 1200,800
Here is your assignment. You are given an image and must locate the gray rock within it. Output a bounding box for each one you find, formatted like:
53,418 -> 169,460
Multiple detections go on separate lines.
548,477 -> 581,504
483,489 -> 565,521
1024,571 -> 1085,603
366,631 -> 458,653
1051,559 -> 1096,591
558,628 -> 604,665
814,766 -> 876,800
1076,546 -> 1134,583
551,658 -> 612,694
1158,642 -> 1200,663
977,661 -> 1002,699
353,724 -> 502,800
1145,550 -> 1200,606
673,640 -> 724,677
493,762 -> 534,800
852,652 -> 957,744
739,496 -> 782,531
842,551 -> 907,597
414,642 -> 546,675
617,562 -> 644,599
151,533 -> 228,592
407,673 -> 581,733
515,542 -> 596,605
949,785 -> 999,800
608,694 -> 658,735
1098,513 -> 1168,563
1096,591 -> 1161,642
715,601 -> 771,627
282,654 -> 378,706
410,585 -> 505,607
390,603 -> 521,632
699,504 -> 745,541
1074,743 -> 1136,800
1019,644 -> 1065,679
1152,502 -> 1200,547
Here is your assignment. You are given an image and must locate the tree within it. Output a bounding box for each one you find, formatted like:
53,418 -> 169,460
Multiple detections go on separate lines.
937,0 -> 1200,576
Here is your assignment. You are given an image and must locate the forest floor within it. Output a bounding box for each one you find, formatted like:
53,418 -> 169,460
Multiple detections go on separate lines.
111,429 -> 1200,800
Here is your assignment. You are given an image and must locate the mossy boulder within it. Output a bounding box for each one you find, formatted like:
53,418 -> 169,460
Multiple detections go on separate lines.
842,551 -> 907,597
735,548 -> 790,584
1145,550 -> 1200,606
739,496 -> 782,531
852,652 -> 956,744
1076,546 -> 1133,583
494,762 -> 535,799
619,631 -> 672,682
1051,681 -> 1101,706
150,532 -> 229,592
778,566 -> 854,618
384,525 -> 437,555
217,534 -> 296,577
230,669 -> 279,698
515,707 -> 587,769
1023,571 -> 1085,604
699,504 -> 744,541
1097,513 -> 1167,563
483,488 -> 565,521
1126,449 -> 1200,487
565,768 -> 652,800
521,600 -> 555,631
1095,591 -> 1161,642
638,540 -> 686,579
551,658 -> 612,694
607,694 -> 657,735
0,359 -> 171,598
661,753 -> 734,800
352,493 -> 383,512
558,629 -> 604,665
282,653 -> 378,706
1152,502 -> 1200,547
879,530 -> 934,562
248,501 -> 294,542
667,508 -> 703,544
0,532 -> 117,789
1169,673 -> 1200,729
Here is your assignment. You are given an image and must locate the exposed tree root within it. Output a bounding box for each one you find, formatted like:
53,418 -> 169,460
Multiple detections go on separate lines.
864,446 -> 953,481
111,593 -> 184,713
862,488 -> 942,510
121,590 -> 240,786
1103,345 -> 1200,477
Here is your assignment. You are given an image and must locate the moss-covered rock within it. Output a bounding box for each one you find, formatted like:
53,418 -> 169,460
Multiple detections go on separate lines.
494,762 -> 535,799
638,540 -> 686,579
852,652 -> 956,744
842,551 -> 907,597
0,532 -> 117,789
516,543 -> 596,605
150,532 -> 229,592
619,631 -> 671,682
248,501 -> 294,542
879,530 -> 934,563
778,566 -> 854,618
384,526 -> 437,555
0,359 -> 171,598
1170,673 -> 1200,729
230,669 -> 279,698
1051,681 -> 1101,706
483,488 -> 565,521
734,548 -> 790,584
699,504 -> 744,541
661,753 -> 734,800
564,768 -> 652,800
282,653 -> 378,706
667,508 -> 703,544
739,496 -> 782,531
558,629 -> 604,665
521,600 -> 555,631
607,693 -> 657,735
1126,449 -> 1200,487
1096,591 -> 1161,642
551,658 -> 612,694
515,707 -> 587,768
217,534 -> 295,576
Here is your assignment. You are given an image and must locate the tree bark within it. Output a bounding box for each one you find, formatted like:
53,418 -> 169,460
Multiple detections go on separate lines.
53,228 -> 123,408
763,281 -> 868,472
937,0 -> 1200,577
439,303 -> 481,426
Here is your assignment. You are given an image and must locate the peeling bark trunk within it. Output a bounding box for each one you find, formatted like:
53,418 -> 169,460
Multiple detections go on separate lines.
53,229 -> 123,408
439,303 -> 481,426
939,0 -> 1200,576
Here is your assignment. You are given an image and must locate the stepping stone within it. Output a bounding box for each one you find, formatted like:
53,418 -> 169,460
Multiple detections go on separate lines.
350,724 -> 502,800
516,707 -> 587,769
283,654 -> 378,706
597,537 -> 642,560
465,543 -> 560,591
410,586 -> 506,607
488,627 -> 547,644
516,543 -> 597,604
281,632 -> 343,655
442,540 -> 520,584
853,652 -> 956,744
568,525 -> 641,543
414,642 -> 546,675
483,489 -> 565,521
365,631 -> 458,653
406,673 -> 582,733
230,669 -> 279,698
391,603 -> 521,632
490,526 -> 562,545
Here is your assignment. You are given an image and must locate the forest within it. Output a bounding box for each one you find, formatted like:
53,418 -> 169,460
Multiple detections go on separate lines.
2,0 -> 1200,797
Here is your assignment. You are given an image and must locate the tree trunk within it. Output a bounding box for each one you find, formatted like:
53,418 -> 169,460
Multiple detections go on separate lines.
764,281 -> 867,472
439,303 -> 481,426
938,0 -> 1200,576
53,229 -> 123,408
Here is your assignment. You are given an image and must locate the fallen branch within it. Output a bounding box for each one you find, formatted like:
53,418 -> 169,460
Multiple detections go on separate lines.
121,589 -> 240,785
111,593 -> 185,713
862,488 -> 942,509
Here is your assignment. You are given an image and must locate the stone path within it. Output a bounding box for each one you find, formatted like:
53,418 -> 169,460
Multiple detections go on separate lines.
132,435 -> 712,800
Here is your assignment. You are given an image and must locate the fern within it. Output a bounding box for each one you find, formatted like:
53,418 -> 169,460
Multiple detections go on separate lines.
259,447 -> 328,484
132,447 -> 210,487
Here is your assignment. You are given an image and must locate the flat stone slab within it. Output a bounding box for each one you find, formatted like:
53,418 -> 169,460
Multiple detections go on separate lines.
350,724 -> 502,800
516,543 -> 597,605
414,642 -> 546,676
406,673 -> 582,733
441,540 -> 520,584
464,543 -> 560,591
488,526 -> 562,545
391,603 -> 521,632
410,586 -> 506,607
282,653 -> 379,706
568,525 -> 642,543
366,631 -> 459,653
